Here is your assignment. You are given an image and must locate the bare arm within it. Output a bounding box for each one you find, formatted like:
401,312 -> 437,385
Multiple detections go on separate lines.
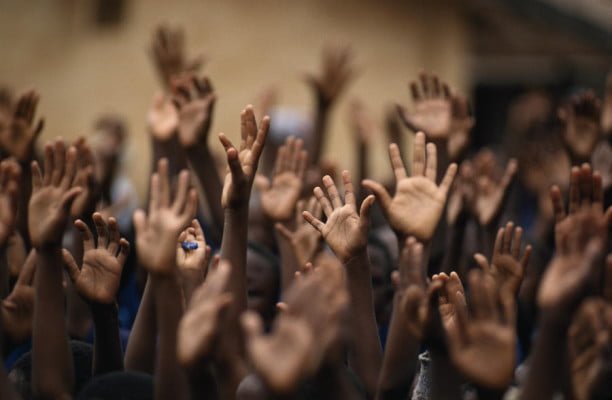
124,276 -> 156,373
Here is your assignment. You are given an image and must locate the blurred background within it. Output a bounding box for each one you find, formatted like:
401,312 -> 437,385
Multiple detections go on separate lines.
0,0 -> 610,198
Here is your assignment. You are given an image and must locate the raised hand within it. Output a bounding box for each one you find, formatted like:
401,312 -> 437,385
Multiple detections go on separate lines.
28,139 -> 82,249
69,137 -> 97,219
275,197 -> 322,266
1,250 -> 36,343
432,271 -> 466,340
177,260 -> 233,369
568,299 -> 612,400
0,90 -> 44,161
445,270 -> 517,389
303,170 -> 374,263
133,159 -> 198,275
362,132 -> 457,241
241,264 -> 348,394
219,105 -> 269,209
147,93 -> 179,142
172,75 -> 216,149
537,204 -> 609,316
471,157 -> 518,227
305,44 -> 354,108
558,91 -> 602,162
256,136 -> 307,221
399,279 -> 443,341
550,164 -> 607,250
62,213 -> 130,304
0,160 -> 21,247
397,73 -> 452,140
149,24 -> 204,88
474,221 -> 532,296
176,219 -> 211,275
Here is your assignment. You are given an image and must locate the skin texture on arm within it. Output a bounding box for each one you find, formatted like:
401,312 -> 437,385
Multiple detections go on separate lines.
172,75 -> 224,239
305,45 -> 354,165
218,105 -> 269,315
303,170 -> 380,398
123,275 -> 156,373
523,165 -> 611,400
362,132 -> 457,243
350,100 -> 375,203
29,139 -> 83,400
133,159 -> 198,400
376,237 -> 427,400
62,212 -> 130,375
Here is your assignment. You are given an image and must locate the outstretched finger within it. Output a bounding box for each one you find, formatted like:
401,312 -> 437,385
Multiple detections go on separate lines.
568,167 -> 580,214
107,217 -> 120,255
550,185 -> 565,223
359,195 -> 375,228
388,143 -> 407,180
62,249 -> 80,284
93,212 -> 109,248
342,170 -> 356,207
511,227 -> 523,260
425,142 -> 437,182
438,163 -> 458,199
362,179 -> 392,212
313,186 -> 333,217
173,169 -> 191,214
412,132 -> 426,176
116,238 -> 130,267
74,219 -> 95,251
302,211 -> 325,233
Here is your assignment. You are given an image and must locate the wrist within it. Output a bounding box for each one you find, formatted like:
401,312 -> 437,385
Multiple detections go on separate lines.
91,302 -> 118,321
343,247 -> 368,269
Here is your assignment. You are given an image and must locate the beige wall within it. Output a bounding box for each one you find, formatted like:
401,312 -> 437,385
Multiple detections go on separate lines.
0,0 -> 469,200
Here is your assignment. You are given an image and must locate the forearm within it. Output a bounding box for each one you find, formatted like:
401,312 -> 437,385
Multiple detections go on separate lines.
310,104 -> 330,165
91,303 -> 123,375
125,276 -> 157,373
522,315 -> 570,400
32,248 -> 74,399
441,214 -> 467,274
356,141 -> 368,203
344,250 -> 382,398
179,269 -> 204,304
152,275 -> 189,400
315,364 -> 362,400
220,207 -> 249,313
151,137 -> 188,178
429,351 -> 462,400
186,363 -> 219,400
376,296 -> 421,400
186,146 -> 224,237
275,230 -> 300,293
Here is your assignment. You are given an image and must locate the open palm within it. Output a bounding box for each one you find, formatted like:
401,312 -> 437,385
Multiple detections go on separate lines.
363,132 -> 456,241
64,213 -> 129,304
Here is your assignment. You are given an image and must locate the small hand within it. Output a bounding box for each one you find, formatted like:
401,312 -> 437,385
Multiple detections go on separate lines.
63,213 -> 130,304
176,219 -> 211,275
474,221 -> 532,296
256,136 -> 307,221
28,139 -> 83,249
362,132 -> 457,241
558,91 -> 602,162
172,75 -> 216,149
147,93 -> 179,141
445,270 -> 516,389
305,44 -> 354,108
275,197 -> 322,266
303,170 -> 374,263
219,105 -> 269,209
0,90 -> 44,161
149,24 -> 204,88
1,250 -> 36,343
0,160 -> 20,247
397,73 -> 452,140
433,272 -> 466,341
133,159 -> 198,275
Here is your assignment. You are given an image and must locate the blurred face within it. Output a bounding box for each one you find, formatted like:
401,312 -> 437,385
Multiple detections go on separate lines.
368,245 -> 394,327
90,129 -> 124,183
246,248 -> 279,324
